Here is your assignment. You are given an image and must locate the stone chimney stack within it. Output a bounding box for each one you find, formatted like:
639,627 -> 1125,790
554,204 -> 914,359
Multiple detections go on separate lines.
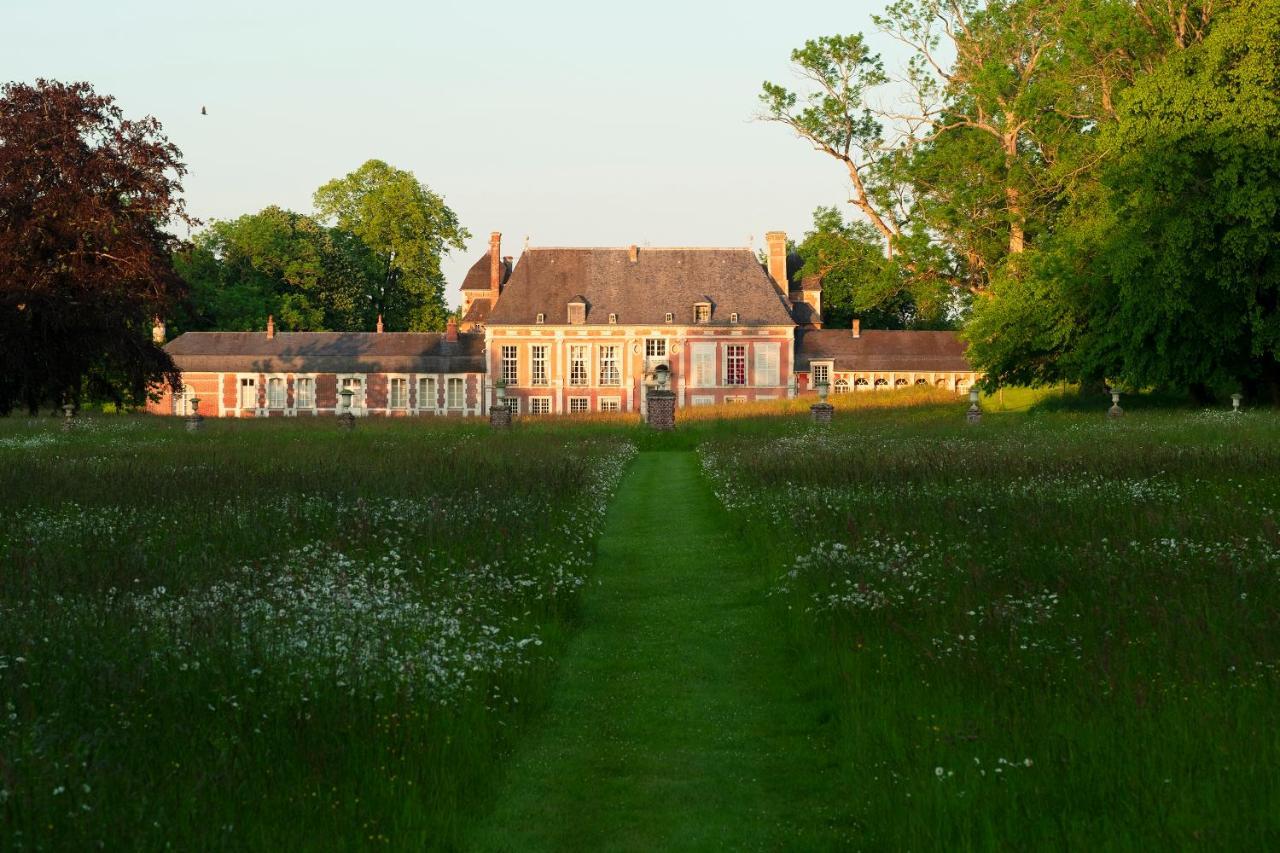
446,317 -> 458,343
151,317 -> 166,344
488,232 -> 502,301
852,318 -> 861,339
765,231 -> 788,296
376,314 -> 384,334
267,315 -> 275,340
628,244 -> 639,263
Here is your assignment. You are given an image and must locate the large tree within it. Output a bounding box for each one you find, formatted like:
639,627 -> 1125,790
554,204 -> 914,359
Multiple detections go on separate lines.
983,0 -> 1280,399
313,160 -> 468,332
174,206 -> 383,333
0,80 -> 190,415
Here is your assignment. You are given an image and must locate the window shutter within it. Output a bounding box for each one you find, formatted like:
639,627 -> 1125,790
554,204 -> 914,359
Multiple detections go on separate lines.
754,343 -> 779,387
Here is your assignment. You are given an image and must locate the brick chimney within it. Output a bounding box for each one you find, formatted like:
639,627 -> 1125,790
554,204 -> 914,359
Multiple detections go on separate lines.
765,231 -> 788,296
266,315 -> 275,339
488,232 -> 502,302
376,314 -> 384,334
852,318 -> 861,339
446,317 -> 458,342
628,244 -> 638,263
151,316 -> 166,344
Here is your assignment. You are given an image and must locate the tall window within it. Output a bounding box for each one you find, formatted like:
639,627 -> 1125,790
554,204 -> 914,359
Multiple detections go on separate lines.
341,377 -> 363,411
501,345 -> 518,385
530,397 -> 551,415
389,377 -> 408,409
812,363 -> 830,387
417,377 -> 436,410
645,338 -> 667,358
692,343 -> 716,387
694,304 -> 710,323
726,344 -> 746,386
239,377 -> 256,409
531,345 -> 548,385
568,397 -> 589,414
447,377 -> 464,409
754,343 -> 780,387
295,377 -> 315,409
599,345 -> 620,386
268,377 -> 286,409
569,345 -> 588,386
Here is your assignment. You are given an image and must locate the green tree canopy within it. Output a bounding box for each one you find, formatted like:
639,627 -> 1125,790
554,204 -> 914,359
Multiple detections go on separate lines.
313,159 -> 469,331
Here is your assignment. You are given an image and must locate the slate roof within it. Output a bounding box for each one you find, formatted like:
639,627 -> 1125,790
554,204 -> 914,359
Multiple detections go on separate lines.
486,248 -> 796,326
461,297 -> 491,326
165,332 -> 486,374
795,329 -> 971,372
460,254 -> 513,291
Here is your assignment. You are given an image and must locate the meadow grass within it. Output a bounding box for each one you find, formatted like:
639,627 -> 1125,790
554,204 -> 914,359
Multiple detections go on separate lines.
2,395 -> 1277,849
0,415 -> 635,849
699,405 -> 1280,848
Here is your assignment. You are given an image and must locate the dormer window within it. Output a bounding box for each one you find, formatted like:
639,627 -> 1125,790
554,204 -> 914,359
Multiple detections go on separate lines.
730,312 -> 739,324
664,312 -> 674,324
567,298 -> 586,325
535,312 -> 545,325
608,313 -> 617,325
694,303 -> 711,324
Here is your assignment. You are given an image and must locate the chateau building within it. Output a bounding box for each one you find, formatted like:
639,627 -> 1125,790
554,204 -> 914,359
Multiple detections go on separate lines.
148,231 -> 977,418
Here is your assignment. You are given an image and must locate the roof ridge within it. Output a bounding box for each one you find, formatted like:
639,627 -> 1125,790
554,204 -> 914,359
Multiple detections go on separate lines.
525,246 -> 754,252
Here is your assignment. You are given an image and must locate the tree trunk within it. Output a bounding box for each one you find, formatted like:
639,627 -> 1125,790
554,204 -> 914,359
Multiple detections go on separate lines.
1003,131 -> 1025,255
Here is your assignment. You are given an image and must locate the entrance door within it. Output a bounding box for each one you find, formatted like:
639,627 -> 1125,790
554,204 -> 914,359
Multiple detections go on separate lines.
239,377 -> 256,410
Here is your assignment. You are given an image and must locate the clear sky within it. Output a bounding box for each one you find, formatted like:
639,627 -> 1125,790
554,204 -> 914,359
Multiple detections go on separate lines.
7,0 -> 894,309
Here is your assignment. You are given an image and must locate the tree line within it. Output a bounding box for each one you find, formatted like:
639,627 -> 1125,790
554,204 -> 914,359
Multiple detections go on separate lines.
0,80 -> 466,414
769,0 -> 1280,401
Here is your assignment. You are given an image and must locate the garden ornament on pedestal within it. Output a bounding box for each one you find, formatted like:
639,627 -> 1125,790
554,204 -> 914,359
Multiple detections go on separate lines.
967,387 -> 982,424
186,397 -> 204,432
1232,393 -> 1243,414
61,403 -> 75,432
338,388 -> 356,431
1108,390 -> 1123,419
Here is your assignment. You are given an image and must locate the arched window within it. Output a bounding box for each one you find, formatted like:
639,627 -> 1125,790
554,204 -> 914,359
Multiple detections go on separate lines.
834,379 -> 849,394
874,378 -> 888,388
935,378 -> 948,387
854,377 -> 869,388
955,378 -> 968,393
915,378 -> 929,385
895,378 -> 909,387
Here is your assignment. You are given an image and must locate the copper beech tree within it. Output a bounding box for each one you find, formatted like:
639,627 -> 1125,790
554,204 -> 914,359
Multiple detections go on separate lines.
0,80 -> 192,415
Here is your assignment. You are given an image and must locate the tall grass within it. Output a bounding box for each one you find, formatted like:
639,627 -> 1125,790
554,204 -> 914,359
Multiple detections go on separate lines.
699,408 -> 1280,848
0,415 -> 634,849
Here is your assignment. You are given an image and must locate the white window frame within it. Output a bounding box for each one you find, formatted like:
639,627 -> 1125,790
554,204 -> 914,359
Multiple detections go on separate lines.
694,303 -> 711,324
664,312 -> 674,324
530,344 -> 549,386
724,344 -> 747,387
753,342 -> 780,387
446,376 -> 464,410
725,395 -> 747,404
505,396 -> 520,415
568,397 -> 590,414
692,342 -> 716,387
598,344 -> 621,386
416,376 -> 438,413
535,312 -> 545,325
336,374 -> 367,414
691,394 -> 715,406
608,313 -> 618,325
598,397 -> 621,412
529,396 -> 552,415
569,344 -> 588,386
811,362 -> 832,388
388,375 -> 410,410
501,344 -> 519,386
294,375 -> 317,411
266,375 -> 287,410
645,338 -> 668,358
729,312 -> 739,324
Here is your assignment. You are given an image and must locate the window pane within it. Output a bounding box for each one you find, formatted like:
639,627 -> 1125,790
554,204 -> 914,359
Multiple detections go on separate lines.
501,345 -> 518,385
599,345 -> 620,386
726,345 -> 746,386
531,345 -> 548,385
296,378 -> 314,408
569,345 -> 588,386
418,378 -> 435,409
447,377 -> 463,408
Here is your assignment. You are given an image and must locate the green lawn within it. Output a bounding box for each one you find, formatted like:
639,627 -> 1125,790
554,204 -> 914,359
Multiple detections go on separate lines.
469,452 -> 853,850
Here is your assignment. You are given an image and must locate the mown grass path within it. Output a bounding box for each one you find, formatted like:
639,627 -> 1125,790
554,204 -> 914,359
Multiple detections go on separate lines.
468,451 -> 852,852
